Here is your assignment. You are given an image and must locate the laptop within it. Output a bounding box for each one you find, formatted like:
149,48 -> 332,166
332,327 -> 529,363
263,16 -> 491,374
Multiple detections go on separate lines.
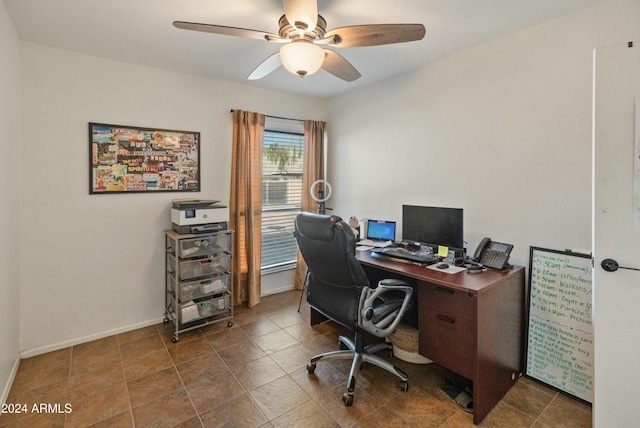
357,220 -> 396,248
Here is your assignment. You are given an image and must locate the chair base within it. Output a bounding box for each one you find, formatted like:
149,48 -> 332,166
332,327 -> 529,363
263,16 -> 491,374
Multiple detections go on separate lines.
306,333 -> 409,406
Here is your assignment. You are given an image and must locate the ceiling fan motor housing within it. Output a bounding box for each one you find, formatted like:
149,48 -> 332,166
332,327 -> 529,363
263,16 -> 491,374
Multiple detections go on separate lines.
276,14 -> 327,42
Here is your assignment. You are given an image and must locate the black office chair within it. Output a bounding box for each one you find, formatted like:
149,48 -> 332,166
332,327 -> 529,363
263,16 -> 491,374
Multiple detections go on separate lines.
294,212 -> 413,406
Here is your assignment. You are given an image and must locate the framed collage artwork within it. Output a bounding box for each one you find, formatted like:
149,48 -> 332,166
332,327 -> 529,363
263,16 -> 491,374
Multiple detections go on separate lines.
89,122 -> 200,194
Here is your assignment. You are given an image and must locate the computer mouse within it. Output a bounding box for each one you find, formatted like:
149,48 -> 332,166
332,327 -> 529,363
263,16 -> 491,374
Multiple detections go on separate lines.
436,262 -> 449,269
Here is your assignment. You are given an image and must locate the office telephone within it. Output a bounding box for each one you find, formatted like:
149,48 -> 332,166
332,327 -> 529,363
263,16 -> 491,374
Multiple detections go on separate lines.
473,237 -> 513,270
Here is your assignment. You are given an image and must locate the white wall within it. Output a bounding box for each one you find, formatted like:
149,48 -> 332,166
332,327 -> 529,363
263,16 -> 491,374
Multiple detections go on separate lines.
262,269 -> 296,296
0,1 -> 22,402
327,0 -> 640,269
19,43 -> 327,355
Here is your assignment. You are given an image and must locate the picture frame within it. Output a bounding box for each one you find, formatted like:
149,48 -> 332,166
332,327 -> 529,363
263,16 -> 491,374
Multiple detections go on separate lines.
89,122 -> 200,194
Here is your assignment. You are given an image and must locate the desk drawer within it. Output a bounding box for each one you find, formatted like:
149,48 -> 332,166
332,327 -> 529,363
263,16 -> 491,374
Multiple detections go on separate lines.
419,302 -> 476,379
419,282 -> 475,315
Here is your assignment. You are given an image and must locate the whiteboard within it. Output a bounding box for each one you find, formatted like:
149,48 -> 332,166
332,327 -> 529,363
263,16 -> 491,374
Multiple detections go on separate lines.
525,247 -> 593,404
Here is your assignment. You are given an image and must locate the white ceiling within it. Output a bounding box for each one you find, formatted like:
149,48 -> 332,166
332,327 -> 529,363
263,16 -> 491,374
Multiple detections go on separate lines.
3,0 -> 601,98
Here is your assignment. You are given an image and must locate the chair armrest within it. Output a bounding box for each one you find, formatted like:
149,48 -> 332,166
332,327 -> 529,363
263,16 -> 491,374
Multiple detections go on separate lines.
378,278 -> 410,287
357,280 -> 413,338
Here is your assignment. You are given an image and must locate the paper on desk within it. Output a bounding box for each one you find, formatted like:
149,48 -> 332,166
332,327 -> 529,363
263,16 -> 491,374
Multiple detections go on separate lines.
425,264 -> 466,274
356,245 -> 374,251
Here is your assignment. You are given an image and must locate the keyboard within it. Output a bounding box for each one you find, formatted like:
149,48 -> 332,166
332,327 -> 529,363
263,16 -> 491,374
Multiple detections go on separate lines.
357,239 -> 393,248
371,246 -> 439,265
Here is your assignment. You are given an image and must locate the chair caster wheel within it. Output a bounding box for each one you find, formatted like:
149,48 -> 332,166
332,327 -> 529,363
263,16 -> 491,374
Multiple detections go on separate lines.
171,336 -> 179,343
338,341 -> 348,350
227,321 -> 233,327
386,348 -> 393,358
163,317 -> 169,323
307,364 -> 316,374
398,380 -> 409,392
342,393 -> 354,406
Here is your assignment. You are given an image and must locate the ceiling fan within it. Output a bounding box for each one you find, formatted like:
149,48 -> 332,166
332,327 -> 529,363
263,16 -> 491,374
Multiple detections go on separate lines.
173,0 -> 426,82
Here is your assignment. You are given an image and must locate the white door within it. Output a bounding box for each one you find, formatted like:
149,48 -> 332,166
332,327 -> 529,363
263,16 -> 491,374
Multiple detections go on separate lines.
593,41 -> 640,426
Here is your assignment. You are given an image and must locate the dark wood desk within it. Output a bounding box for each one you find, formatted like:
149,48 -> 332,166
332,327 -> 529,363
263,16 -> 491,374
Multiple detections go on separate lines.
312,250 -> 526,425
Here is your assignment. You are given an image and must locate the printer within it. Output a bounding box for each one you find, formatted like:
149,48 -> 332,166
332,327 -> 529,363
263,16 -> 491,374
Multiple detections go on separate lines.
171,199 -> 229,234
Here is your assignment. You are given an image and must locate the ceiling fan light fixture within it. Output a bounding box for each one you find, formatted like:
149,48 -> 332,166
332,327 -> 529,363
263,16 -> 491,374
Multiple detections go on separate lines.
280,41 -> 325,78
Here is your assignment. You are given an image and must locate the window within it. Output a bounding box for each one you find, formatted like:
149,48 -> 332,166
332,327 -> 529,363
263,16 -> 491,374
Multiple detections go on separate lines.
261,118 -> 304,271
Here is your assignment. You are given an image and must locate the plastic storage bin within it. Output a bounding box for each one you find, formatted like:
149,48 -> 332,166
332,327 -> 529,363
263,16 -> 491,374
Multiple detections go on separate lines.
168,253 -> 230,281
168,275 -> 230,302
169,233 -> 232,258
197,294 -> 230,318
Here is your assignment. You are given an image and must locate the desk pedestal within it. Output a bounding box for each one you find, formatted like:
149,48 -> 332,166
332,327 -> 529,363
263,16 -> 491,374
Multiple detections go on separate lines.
417,272 -> 525,424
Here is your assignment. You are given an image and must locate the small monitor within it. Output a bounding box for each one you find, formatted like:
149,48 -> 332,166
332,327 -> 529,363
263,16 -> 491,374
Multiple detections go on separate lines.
366,220 -> 396,241
402,205 -> 464,250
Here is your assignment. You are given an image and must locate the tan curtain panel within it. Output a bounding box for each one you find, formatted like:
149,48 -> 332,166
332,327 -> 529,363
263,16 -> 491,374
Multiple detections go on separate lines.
230,110 -> 265,308
294,119 -> 326,290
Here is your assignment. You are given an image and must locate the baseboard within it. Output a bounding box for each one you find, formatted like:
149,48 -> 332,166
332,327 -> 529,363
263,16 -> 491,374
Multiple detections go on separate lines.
20,317 -> 165,359
19,285 -> 297,359
1,354 -> 20,405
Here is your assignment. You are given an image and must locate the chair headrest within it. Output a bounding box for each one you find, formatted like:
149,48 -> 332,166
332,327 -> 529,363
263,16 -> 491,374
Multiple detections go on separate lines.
295,212 -> 343,242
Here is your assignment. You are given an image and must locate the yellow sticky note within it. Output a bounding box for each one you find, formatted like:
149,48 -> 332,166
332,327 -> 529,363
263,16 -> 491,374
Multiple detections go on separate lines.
437,245 -> 449,257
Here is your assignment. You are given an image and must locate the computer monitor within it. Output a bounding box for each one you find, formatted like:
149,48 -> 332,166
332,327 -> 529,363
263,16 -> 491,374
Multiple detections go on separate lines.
402,205 -> 464,250
366,220 -> 396,241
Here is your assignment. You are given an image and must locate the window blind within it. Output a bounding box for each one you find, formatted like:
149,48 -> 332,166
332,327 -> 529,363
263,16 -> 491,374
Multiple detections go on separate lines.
261,119 -> 304,270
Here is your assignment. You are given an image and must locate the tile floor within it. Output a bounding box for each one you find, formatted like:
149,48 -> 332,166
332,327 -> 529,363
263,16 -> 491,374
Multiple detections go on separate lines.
1,290 -> 592,427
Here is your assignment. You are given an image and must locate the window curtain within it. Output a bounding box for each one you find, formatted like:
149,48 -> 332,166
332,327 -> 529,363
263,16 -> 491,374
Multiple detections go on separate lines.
230,110 -> 265,308
294,119 -> 326,290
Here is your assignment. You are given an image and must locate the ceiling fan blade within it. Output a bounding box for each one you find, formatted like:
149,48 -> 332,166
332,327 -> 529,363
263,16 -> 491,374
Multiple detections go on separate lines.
283,0 -> 317,30
325,24 -> 426,48
173,21 -> 281,41
247,52 -> 282,80
321,49 -> 361,82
